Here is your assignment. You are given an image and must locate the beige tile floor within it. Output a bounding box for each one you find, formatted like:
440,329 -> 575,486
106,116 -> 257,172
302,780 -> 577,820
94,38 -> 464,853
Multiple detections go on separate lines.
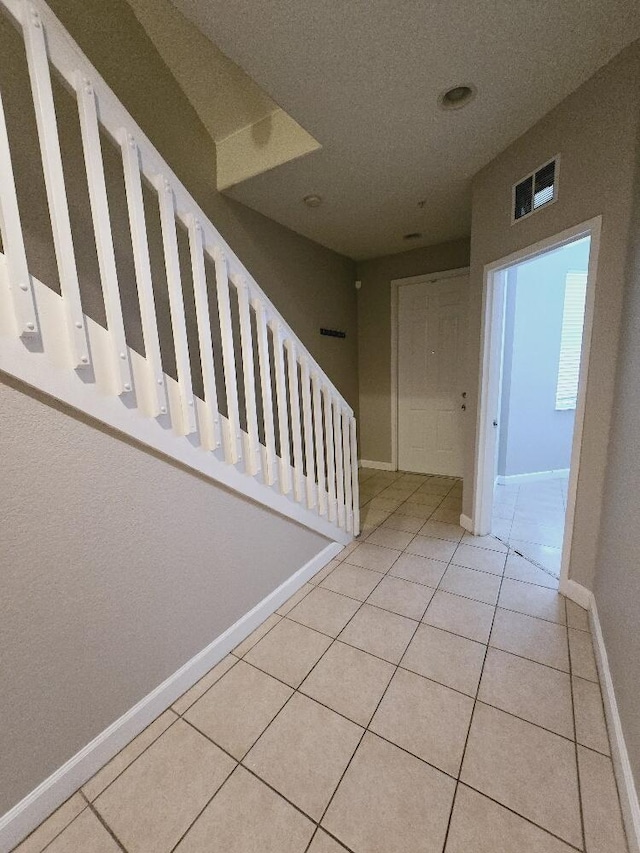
492,475 -> 569,576
16,469 -> 628,853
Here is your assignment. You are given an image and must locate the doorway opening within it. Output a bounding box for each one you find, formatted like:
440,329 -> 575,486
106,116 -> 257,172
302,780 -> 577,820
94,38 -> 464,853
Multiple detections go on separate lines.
472,218 -> 601,594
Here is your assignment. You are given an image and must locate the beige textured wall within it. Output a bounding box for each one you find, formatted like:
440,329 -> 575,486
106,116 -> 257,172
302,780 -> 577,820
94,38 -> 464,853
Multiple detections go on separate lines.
0,379 -> 328,816
592,141 -> 640,792
356,238 -> 471,462
0,0 -> 358,409
463,42 -> 640,591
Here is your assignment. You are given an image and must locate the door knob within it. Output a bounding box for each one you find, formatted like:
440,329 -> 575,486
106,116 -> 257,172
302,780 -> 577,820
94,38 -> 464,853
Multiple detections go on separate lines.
493,419 -> 498,427
461,404 -> 467,411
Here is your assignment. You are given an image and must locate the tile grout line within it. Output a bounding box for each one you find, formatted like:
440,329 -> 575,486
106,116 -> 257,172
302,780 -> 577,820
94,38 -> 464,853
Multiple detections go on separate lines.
86,800 -> 129,853
567,596 -> 589,852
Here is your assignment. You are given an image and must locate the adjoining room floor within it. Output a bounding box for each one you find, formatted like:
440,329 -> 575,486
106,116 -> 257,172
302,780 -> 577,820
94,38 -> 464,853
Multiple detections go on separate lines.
16,470 -> 627,853
492,474 -> 570,577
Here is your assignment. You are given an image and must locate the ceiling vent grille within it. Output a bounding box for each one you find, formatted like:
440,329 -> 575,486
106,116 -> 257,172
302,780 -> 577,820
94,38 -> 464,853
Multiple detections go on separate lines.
513,157 -> 558,222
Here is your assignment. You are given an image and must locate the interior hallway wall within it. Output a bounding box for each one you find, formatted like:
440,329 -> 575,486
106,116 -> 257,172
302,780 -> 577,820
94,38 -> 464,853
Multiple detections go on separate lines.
0,379 -> 329,817
498,238 -> 590,477
356,238 -> 471,464
464,41 -> 640,591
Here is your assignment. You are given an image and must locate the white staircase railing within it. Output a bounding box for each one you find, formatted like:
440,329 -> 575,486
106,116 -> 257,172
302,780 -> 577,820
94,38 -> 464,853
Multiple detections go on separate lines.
0,0 -> 359,544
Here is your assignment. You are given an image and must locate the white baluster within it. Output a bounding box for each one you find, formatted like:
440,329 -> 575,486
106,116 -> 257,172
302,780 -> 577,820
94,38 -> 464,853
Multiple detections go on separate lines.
157,176 -> 196,435
333,398 -> 346,528
255,300 -> 277,485
120,132 -> 167,416
350,416 -> 360,535
0,89 -> 38,339
76,75 -> 131,395
285,338 -> 304,503
323,385 -> 337,523
300,357 -> 316,509
188,217 -> 221,451
272,320 -> 292,494
23,1 -> 89,367
342,407 -> 353,533
311,373 -> 327,517
236,276 -> 260,475
213,250 -> 241,463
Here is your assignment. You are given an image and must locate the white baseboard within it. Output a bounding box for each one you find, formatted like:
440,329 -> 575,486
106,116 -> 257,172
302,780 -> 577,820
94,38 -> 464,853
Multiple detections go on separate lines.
459,514 -> 474,533
559,577 -> 594,611
359,459 -> 396,471
0,542 -> 342,853
496,468 -> 570,486
590,598 -> 640,853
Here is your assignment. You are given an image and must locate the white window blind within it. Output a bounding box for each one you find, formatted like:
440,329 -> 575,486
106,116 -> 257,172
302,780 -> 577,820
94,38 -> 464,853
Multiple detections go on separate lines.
555,271 -> 588,410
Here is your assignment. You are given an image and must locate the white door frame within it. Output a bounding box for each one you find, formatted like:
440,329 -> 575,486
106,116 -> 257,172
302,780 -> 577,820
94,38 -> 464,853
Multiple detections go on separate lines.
391,267 -> 471,471
471,216 -> 602,597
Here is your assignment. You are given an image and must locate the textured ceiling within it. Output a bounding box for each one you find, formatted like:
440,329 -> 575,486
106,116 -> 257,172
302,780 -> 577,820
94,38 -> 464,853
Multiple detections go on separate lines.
171,0 -> 640,260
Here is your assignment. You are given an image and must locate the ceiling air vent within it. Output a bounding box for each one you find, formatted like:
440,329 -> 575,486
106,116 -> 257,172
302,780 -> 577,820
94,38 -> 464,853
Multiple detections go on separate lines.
513,157 -> 558,223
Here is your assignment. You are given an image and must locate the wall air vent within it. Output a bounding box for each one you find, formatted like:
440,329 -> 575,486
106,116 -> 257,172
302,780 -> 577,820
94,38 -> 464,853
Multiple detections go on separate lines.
513,157 -> 558,223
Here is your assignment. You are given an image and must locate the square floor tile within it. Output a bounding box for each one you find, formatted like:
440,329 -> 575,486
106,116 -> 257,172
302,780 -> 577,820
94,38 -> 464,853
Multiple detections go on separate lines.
503,553 -> 558,590
445,784 -> 576,853
94,720 -> 235,853
498,578 -> 566,624
276,584 -> 314,616
572,676 -> 610,754
401,623 -> 486,697
244,693 -> 362,820
578,745 -> 628,853
84,710 -> 178,801
366,575 -> 434,620
490,608 -> 569,671
439,564 -> 501,606
245,618 -> 332,687
172,658 -> 237,716
381,513 -> 425,534
287,587 -> 361,637
566,599 -> 590,631
339,603 -> 418,663
344,542 -> 401,572
184,660 -> 292,759
461,703 -> 581,847
405,535 -> 457,562
307,830 -> 350,852
568,627 -> 598,681
509,540 -> 561,575
323,731 -> 455,853
233,614 -> 282,657
419,520 -> 465,542
309,559 -> 341,587
432,507 -> 463,524
44,809 -> 121,853
395,502 -> 436,520
416,480 -> 451,496
300,640 -> 395,726
423,591 -> 495,644
366,526 -> 415,550
460,533 -> 508,553
478,648 -> 573,738
370,668 -> 473,776
452,543 -> 506,575
174,766 -> 314,853
14,794 -> 86,853
389,552 -> 447,587
321,563 -> 384,601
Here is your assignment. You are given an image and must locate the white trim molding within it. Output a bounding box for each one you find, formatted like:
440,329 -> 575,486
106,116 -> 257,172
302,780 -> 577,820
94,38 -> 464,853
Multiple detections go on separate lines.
0,542 -> 342,852
496,468 -> 569,485
359,459 -> 396,471
459,513 -> 474,533
591,598 -> 640,853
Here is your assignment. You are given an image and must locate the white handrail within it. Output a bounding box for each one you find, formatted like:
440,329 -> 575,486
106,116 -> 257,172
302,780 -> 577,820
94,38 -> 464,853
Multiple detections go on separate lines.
0,0 -> 359,542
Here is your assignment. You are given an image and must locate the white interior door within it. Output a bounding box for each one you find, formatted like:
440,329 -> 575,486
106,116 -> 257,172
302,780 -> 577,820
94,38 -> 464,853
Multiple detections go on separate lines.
397,274 -> 468,475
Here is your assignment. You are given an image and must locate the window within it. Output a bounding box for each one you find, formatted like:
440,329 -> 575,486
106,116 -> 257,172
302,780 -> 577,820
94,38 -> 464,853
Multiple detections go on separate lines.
513,158 -> 558,222
555,271 -> 588,410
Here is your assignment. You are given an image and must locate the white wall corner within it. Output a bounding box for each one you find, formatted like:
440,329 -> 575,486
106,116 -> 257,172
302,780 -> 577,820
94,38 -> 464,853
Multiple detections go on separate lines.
0,541 -> 342,853
589,598 -> 640,853
359,459 -> 396,471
